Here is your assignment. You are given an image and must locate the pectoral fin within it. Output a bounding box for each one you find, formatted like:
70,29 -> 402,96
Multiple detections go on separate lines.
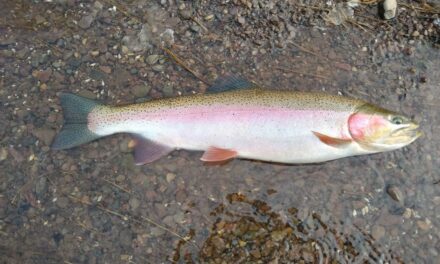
133,136 -> 173,165
312,131 -> 352,148
201,146 -> 238,162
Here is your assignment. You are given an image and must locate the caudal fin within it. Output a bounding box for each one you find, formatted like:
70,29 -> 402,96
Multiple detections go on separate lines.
52,93 -> 102,150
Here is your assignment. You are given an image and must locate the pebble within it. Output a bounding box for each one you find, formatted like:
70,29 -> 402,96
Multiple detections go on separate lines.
129,197 -> 140,210
0,148 -> 7,161
412,31 -> 420,37
132,84 -> 151,98
166,173 -> 176,183
32,127 -> 56,146
386,185 -> 404,203
179,9 -> 193,20
417,219 -> 432,231
119,229 -> 132,248
371,225 -> 385,240
35,177 -> 48,198
152,65 -> 164,72
150,227 -> 165,237
190,24 -> 201,33
32,68 -> 52,83
433,196 -> 440,206
162,84 -> 173,96
56,197 -> 69,208
204,14 -> 214,21
90,50 -> 100,57
78,15 -> 95,29
211,236 -> 226,252
99,65 -> 112,74
379,0 -> 397,20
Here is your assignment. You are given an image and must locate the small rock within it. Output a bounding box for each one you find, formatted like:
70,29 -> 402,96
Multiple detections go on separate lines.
129,197 -> 140,210
78,15 -> 95,29
152,65 -> 164,72
150,227 -> 165,237
270,230 -> 287,242
402,208 -> 412,219
116,175 -> 125,182
90,50 -> 99,57
386,185 -> 404,203
433,196 -> 440,206
190,24 -> 201,33
146,55 -> 160,65
379,0 -> 397,20
32,68 -> 52,83
250,248 -> 261,259
371,225 -> 385,240
119,229 -> 132,248
204,14 -> 214,21
166,173 -> 176,183
56,197 -> 69,208
417,218 -> 432,231
0,147 -> 7,161
179,9 -> 193,20
237,16 -> 245,24
34,15 -> 46,25
412,31 -> 420,37
132,84 -> 151,98
35,177 -> 48,197
162,84 -> 173,97
99,65 -> 112,74
32,127 -> 56,146
211,236 -> 226,252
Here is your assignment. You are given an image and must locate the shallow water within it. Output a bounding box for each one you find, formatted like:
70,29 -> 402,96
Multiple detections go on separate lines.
1,0 -> 439,263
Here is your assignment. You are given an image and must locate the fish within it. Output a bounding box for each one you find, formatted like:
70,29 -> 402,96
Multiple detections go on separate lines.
51,76 -> 422,165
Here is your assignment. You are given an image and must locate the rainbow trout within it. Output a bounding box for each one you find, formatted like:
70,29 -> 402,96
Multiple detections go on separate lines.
52,76 -> 421,165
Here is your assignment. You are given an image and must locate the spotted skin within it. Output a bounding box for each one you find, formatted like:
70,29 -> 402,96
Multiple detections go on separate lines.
54,85 -> 420,164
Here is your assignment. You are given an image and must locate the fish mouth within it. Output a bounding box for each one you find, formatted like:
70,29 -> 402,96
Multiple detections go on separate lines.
391,123 -> 422,142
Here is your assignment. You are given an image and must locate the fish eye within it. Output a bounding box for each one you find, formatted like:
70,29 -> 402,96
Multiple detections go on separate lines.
391,116 -> 404,125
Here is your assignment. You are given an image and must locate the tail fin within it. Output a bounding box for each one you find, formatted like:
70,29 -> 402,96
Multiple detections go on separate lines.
52,93 -> 102,150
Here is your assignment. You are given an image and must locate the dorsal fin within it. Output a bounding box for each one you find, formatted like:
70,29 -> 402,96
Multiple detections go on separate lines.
207,75 -> 257,93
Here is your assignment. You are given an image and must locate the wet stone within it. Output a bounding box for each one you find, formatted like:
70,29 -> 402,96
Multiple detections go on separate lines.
78,15 -> 95,29
56,197 -> 69,208
129,197 -> 140,210
166,173 -> 176,183
0,147 -> 7,161
152,65 -> 164,72
417,219 -> 432,231
35,177 -> 48,198
386,185 -> 404,203
146,55 -> 160,65
162,84 -> 173,97
371,225 -> 385,240
211,236 -> 226,252
32,127 -> 56,146
131,84 -> 151,98
32,68 -> 52,83
179,9 -> 193,20
150,227 -> 166,237
119,229 -> 132,249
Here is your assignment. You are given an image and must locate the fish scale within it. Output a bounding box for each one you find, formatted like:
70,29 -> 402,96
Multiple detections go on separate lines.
52,76 -> 421,165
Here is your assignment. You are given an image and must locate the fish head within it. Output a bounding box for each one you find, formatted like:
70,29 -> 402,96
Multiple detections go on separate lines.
348,104 -> 422,152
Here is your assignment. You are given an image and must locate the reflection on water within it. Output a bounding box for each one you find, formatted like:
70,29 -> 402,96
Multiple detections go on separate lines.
175,193 -> 402,263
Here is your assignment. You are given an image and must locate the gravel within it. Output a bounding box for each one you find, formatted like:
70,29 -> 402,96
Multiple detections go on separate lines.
0,0 -> 439,263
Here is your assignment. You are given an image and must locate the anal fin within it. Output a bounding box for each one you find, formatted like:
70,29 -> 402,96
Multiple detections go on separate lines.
133,136 -> 173,165
312,131 -> 352,148
201,146 -> 237,162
